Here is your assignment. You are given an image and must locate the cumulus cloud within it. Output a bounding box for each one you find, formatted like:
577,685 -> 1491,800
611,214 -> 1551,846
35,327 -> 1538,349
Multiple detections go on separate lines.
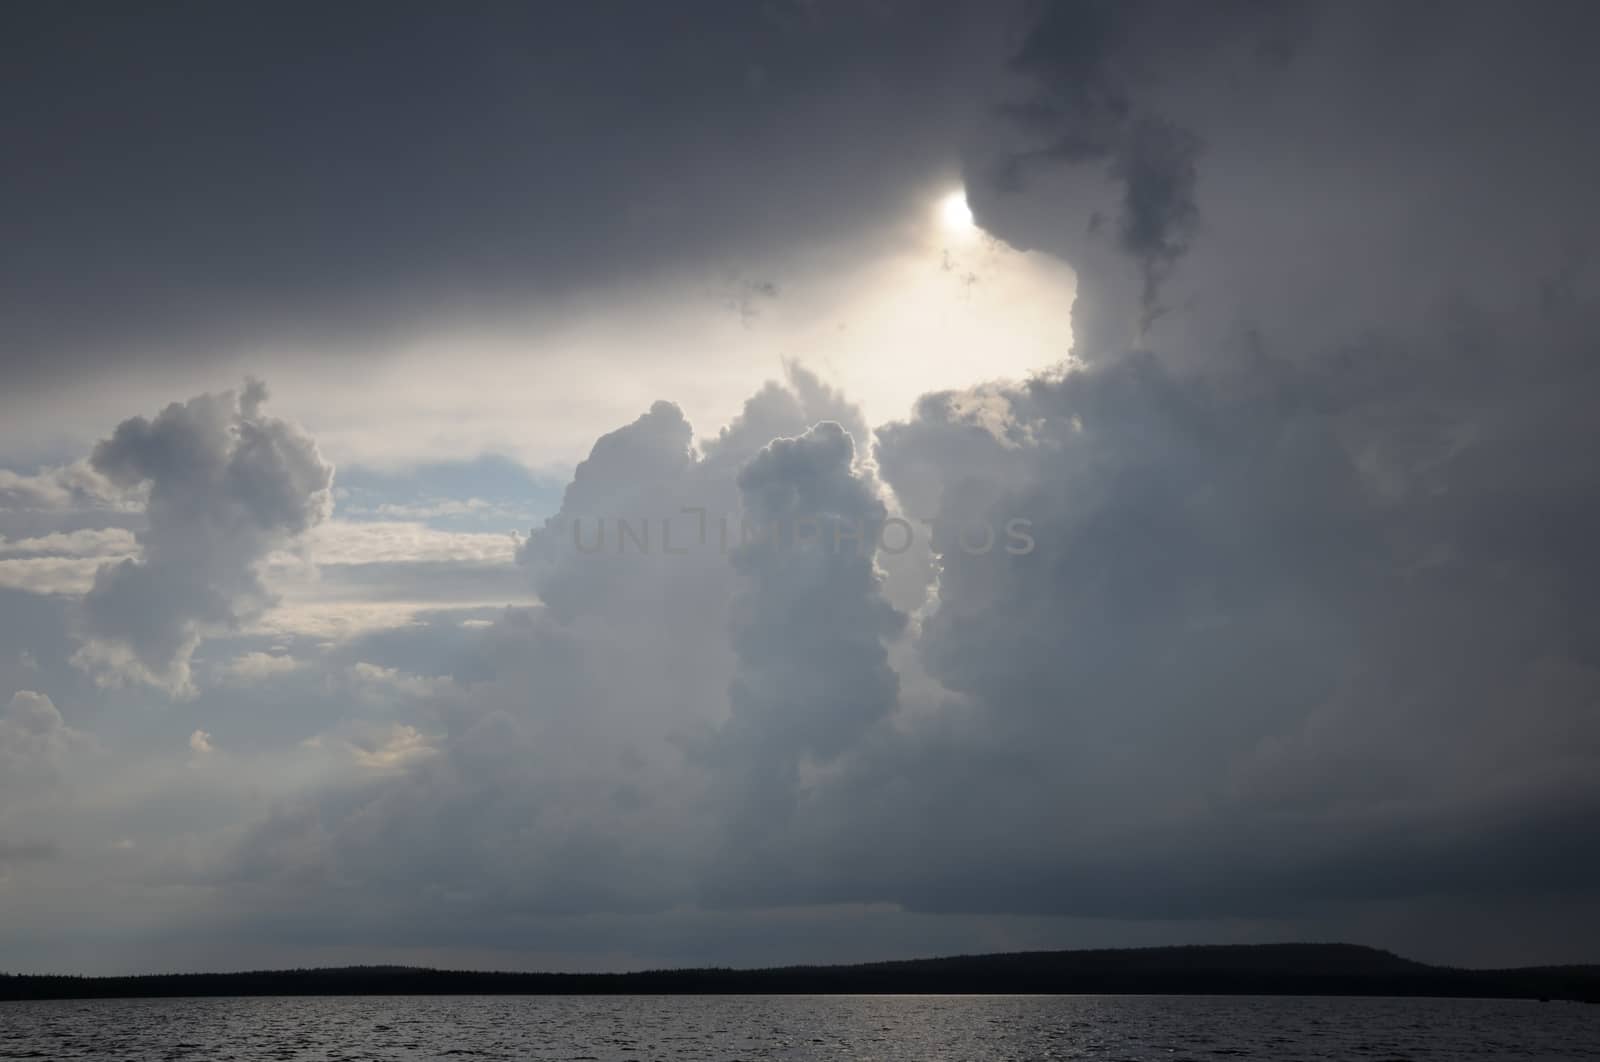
0,691 -> 83,785
704,421 -> 906,900
725,422 -> 904,764
3,689 -> 70,743
518,362 -> 865,630
702,362 -> 871,472
76,380 -> 334,693
209,368 -> 890,931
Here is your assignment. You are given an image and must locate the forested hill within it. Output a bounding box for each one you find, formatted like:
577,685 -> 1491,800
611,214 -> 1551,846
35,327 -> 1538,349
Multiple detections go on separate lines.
4,943 -> 1599,1002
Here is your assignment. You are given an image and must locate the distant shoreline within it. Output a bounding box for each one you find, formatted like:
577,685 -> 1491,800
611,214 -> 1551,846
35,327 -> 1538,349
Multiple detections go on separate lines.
5,943 -> 1599,1003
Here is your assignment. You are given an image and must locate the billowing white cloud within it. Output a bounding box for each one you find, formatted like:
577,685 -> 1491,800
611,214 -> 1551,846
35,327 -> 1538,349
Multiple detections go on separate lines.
75,381 -> 334,693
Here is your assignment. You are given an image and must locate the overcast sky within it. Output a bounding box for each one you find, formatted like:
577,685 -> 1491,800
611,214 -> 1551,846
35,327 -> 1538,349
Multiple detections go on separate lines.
4,0 -> 1600,974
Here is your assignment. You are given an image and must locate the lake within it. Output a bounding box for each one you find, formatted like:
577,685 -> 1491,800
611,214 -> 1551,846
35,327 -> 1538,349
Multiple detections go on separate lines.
1,994 -> 1596,1060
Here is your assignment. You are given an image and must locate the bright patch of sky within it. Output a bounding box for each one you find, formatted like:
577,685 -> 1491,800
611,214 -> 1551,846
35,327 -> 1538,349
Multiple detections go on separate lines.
332,455 -> 564,534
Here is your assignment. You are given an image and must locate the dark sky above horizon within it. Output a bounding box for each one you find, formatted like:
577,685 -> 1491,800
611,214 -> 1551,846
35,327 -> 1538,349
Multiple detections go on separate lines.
4,0 -> 1600,974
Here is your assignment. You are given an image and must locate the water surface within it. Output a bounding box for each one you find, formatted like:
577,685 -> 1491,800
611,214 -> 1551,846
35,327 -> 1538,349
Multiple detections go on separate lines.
1,994 -> 1595,1060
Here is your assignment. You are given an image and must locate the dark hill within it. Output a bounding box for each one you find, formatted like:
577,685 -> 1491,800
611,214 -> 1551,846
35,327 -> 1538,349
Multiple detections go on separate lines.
3,943 -> 1598,1002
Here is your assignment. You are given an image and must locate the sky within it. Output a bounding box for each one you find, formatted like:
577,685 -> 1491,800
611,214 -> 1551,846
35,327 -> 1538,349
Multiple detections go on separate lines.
2,0 -> 1599,974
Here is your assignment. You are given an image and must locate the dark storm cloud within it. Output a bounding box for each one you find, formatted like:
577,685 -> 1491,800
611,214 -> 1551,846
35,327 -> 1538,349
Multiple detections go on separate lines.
992,0 -> 1203,332
785,0 -> 1600,930
988,0 -> 1297,335
1,1 -> 1003,390
972,0 -> 1600,362
844,321 -> 1600,919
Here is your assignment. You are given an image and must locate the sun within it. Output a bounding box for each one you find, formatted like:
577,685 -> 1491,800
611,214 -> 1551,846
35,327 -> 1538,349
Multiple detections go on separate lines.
938,188 -> 975,232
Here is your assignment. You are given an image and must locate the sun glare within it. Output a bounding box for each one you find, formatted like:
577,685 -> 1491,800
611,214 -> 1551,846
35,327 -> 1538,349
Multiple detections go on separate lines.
939,188 -> 975,232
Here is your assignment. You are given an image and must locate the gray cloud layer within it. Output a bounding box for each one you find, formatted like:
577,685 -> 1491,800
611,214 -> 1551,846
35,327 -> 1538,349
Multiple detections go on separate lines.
1,1 -> 1003,397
